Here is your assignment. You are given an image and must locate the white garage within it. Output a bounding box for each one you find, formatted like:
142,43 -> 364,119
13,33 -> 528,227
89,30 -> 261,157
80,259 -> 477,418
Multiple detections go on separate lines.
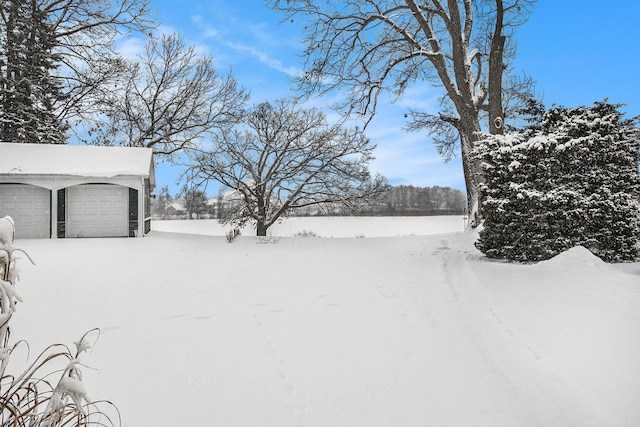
0,143 -> 154,239
0,184 -> 50,239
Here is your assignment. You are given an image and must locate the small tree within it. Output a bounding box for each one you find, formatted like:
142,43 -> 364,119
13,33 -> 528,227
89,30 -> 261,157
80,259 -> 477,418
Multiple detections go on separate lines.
151,185 -> 172,219
183,189 -> 207,219
475,101 -> 640,262
187,99 -> 388,236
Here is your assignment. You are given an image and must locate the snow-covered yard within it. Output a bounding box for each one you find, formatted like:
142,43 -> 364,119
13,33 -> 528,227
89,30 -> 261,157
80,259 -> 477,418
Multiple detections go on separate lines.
11,217 -> 640,426
150,215 -> 469,238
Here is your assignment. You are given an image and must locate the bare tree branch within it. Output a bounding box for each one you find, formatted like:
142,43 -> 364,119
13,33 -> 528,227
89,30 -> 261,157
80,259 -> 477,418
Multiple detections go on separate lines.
185,99 -> 388,236
36,0 -> 154,122
86,33 -> 249,161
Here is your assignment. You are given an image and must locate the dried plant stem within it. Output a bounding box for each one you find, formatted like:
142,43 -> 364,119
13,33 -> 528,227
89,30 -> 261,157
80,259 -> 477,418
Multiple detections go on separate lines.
0,216 -> 120,426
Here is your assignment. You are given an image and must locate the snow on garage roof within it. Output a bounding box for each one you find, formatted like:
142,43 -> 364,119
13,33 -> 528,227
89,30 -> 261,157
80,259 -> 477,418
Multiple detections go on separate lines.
0,143 -> 155,184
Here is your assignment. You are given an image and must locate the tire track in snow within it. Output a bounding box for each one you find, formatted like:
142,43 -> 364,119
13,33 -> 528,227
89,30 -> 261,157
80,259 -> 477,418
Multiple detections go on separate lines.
440,239 -> 547,358
440,240 -> 611,426
358,237 -> 533,425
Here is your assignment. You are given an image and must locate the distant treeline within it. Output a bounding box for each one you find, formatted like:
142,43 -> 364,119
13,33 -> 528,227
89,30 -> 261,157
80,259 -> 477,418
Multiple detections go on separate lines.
293,185 -> 467,216
153,184 -> 467,219
379,185 -> 467,215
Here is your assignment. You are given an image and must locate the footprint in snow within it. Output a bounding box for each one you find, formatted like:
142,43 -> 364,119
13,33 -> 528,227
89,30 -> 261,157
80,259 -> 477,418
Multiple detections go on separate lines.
163,313 -> 187,320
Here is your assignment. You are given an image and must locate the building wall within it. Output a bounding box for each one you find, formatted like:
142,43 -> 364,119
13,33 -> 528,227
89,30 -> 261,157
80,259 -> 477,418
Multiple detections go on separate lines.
0,175 -> 151,238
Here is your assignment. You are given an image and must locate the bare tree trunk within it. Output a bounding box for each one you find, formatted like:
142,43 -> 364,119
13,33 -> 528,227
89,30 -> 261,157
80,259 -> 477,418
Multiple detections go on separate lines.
256,221 -> 268,237
458,115 -> 483,227
460,139 -> 478,225
489,0 -> 506,135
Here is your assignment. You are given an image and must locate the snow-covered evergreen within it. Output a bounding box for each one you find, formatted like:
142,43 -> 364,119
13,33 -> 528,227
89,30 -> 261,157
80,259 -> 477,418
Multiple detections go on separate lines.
0,0 -> 67,144
475,101 -> 640,262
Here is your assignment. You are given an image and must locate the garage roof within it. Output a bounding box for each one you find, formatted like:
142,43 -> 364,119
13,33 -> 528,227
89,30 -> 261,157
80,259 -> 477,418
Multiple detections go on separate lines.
0,143 -> 155,185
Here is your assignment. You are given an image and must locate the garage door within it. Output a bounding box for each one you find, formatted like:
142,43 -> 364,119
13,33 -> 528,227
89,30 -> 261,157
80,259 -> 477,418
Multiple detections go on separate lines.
66,184 -> 129,238
0,184 -> 50,239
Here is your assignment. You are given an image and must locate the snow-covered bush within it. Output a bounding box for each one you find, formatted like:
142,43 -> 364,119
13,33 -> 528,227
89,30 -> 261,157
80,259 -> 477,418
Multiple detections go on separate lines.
294,230 -> 319,238
475,101 -> 640,262
0,216 -> 119,426
255,236 -> 280,244
226,227 -> 241,243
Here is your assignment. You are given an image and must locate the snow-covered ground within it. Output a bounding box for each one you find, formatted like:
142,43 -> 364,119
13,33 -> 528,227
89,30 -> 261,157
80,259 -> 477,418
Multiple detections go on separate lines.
10,217 -> 640,426
151,215 -> 469,238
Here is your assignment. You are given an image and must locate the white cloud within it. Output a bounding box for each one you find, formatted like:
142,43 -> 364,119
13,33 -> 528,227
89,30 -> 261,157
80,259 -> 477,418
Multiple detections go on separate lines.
191,15 -> 219,39
359,100 -> 464,189
396,85 -> 441,112
190,12 -> 302,79
116,37 -> 146,59
115,23 -> 186,60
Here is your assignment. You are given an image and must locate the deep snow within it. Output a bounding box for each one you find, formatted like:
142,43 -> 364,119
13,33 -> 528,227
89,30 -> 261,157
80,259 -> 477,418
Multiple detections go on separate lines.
9,217 -> 640,426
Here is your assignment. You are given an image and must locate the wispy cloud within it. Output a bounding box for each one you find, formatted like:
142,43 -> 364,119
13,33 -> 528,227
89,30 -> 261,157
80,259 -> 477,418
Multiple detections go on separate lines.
224,42 -> 302,78
396,85 -> 441,113
190,10 -> 303,79
191,15 -> 219,39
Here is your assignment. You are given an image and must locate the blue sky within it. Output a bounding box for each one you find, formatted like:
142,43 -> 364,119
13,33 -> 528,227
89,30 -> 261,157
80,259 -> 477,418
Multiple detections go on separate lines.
131,0 -> 640,197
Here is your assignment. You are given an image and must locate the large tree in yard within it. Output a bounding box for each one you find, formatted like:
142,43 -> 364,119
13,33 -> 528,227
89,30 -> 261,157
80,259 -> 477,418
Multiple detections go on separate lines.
267,0 -> 536,225
186,99 -> 388,236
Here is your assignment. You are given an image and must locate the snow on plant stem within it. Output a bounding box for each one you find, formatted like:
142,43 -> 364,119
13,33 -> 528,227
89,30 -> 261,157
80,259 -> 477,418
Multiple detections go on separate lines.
0,216 -> 119,427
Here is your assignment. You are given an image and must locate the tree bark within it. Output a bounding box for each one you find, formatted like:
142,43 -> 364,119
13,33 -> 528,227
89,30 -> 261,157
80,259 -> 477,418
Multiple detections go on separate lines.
256,221 -> 268,237
458,114 -> 483,227
489,0 -> 506,135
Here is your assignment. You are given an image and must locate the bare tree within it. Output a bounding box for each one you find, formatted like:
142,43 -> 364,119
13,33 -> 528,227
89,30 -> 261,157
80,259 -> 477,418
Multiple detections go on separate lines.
267,0 -> 536,225
183,188 -> 207,219
33,0 -> 154,126
151,185 -> 172,219
186,99 -> 388,236
88,33 -> 249,160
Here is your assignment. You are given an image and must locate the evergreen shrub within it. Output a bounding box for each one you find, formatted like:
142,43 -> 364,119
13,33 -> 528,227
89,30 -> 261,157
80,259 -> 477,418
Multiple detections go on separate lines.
475,101 -> 640,262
